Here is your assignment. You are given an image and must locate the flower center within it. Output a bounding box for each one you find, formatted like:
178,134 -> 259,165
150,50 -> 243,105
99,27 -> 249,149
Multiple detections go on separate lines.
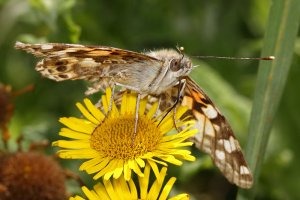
90,114 -> 161,159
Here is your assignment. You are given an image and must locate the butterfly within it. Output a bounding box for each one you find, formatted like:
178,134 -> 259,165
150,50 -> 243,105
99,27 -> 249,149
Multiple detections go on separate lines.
15,41 -> 253,188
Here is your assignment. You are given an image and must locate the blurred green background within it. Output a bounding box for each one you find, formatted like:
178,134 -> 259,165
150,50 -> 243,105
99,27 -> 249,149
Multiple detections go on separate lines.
0,0 -> 299,199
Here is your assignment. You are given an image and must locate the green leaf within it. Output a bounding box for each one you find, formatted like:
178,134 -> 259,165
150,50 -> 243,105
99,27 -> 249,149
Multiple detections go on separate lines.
63,12 -> 81,43
237,0 -> 300,199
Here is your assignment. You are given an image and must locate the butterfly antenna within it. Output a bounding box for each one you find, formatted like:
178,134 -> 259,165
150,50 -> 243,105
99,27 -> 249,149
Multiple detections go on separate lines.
176,45 -> 185,60
192,55 -> 275,61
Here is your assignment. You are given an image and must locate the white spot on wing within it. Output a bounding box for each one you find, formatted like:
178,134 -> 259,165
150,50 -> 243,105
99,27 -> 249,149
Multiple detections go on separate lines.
69,44 -> 85,47
205,118 -> 215,137
36,60 -> 44,70
81,58 -> 99,67
218,139 -> 233,153
15,41 -> 25,48
240,165 -> 250,175
229,136 -> 237,151
213,124 -> 220,132
202,104 -> 218,119
216,150 -> 225,160
193,111 -> 204,143
239,179 -> 251,187
41,44 -> 53,50
224,139 -> 232,153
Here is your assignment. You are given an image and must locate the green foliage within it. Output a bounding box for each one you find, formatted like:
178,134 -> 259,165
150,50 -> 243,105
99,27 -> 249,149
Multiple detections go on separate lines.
0,0 -> 299,199
237,0 -> 300,199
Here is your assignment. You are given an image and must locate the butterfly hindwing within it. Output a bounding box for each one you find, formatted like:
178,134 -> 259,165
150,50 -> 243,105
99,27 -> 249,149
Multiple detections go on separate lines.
182,76 -> 253,188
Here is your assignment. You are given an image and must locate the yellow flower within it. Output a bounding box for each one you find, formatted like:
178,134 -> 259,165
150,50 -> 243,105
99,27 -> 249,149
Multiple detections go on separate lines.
53,87 -> 196,181
70,165 -> 189,200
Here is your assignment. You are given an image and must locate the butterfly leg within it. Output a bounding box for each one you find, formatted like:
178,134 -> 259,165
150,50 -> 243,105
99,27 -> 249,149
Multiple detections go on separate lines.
111,82 -> 142,144
108,83 -> 116,114
153,95 -> 162,118
172,79 -> 186,132
157,79 -> 186,131
172,106 -> 179,132
85,82 -> 104,95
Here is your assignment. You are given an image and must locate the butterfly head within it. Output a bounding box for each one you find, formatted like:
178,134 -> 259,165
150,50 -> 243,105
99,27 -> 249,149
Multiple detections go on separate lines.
148,49 -> 193,78
168,53 -> 192,77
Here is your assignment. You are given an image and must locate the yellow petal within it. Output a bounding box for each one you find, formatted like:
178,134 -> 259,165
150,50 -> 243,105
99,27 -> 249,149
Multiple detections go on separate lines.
126,92 -> 137,114
128,179 -> 138,199
130,159 -> 144,177
148,167 -> 167,200
120,91 -> 128,115
146,157 -> 168,167
139,164 -> 150,199
169,193 -> 190,200
84,98 -> 105,121
103,160 -> 119,180
53,140 -> 90,149
135,157 -> 145,168
69,195 -> 85,200
159,177 -> 176,200
113,177 -> 131,200
93,182 -> 110,200
148,160 -> 160,181
93,159 -> 119,180
57,149 -> 98,159
86,158 -> 110,174
104,87 -> 119,117
81,186 -> 98,200
103,179 -> 118,200
147,101 -> 159,119
101,93 -> 109,114
123,161 -> 131,181
112,159 -> 124,179
59,129 -> 90,140
138,97 -> 147,115
158,155 -> 183,166
80,156 -> 105,171
76,102 -> 99,124
59,117 -> 95,134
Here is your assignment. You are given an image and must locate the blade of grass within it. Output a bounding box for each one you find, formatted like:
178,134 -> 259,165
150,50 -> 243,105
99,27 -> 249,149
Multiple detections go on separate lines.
237,0 -> 300,199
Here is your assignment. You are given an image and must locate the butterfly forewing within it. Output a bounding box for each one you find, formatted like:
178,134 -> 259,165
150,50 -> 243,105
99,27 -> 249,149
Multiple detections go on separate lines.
182,77 -> 253,188
14,42 -> 163,94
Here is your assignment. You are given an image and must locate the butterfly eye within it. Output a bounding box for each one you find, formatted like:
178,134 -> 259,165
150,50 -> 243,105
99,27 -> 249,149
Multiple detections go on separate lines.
170,59 -> 181,72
